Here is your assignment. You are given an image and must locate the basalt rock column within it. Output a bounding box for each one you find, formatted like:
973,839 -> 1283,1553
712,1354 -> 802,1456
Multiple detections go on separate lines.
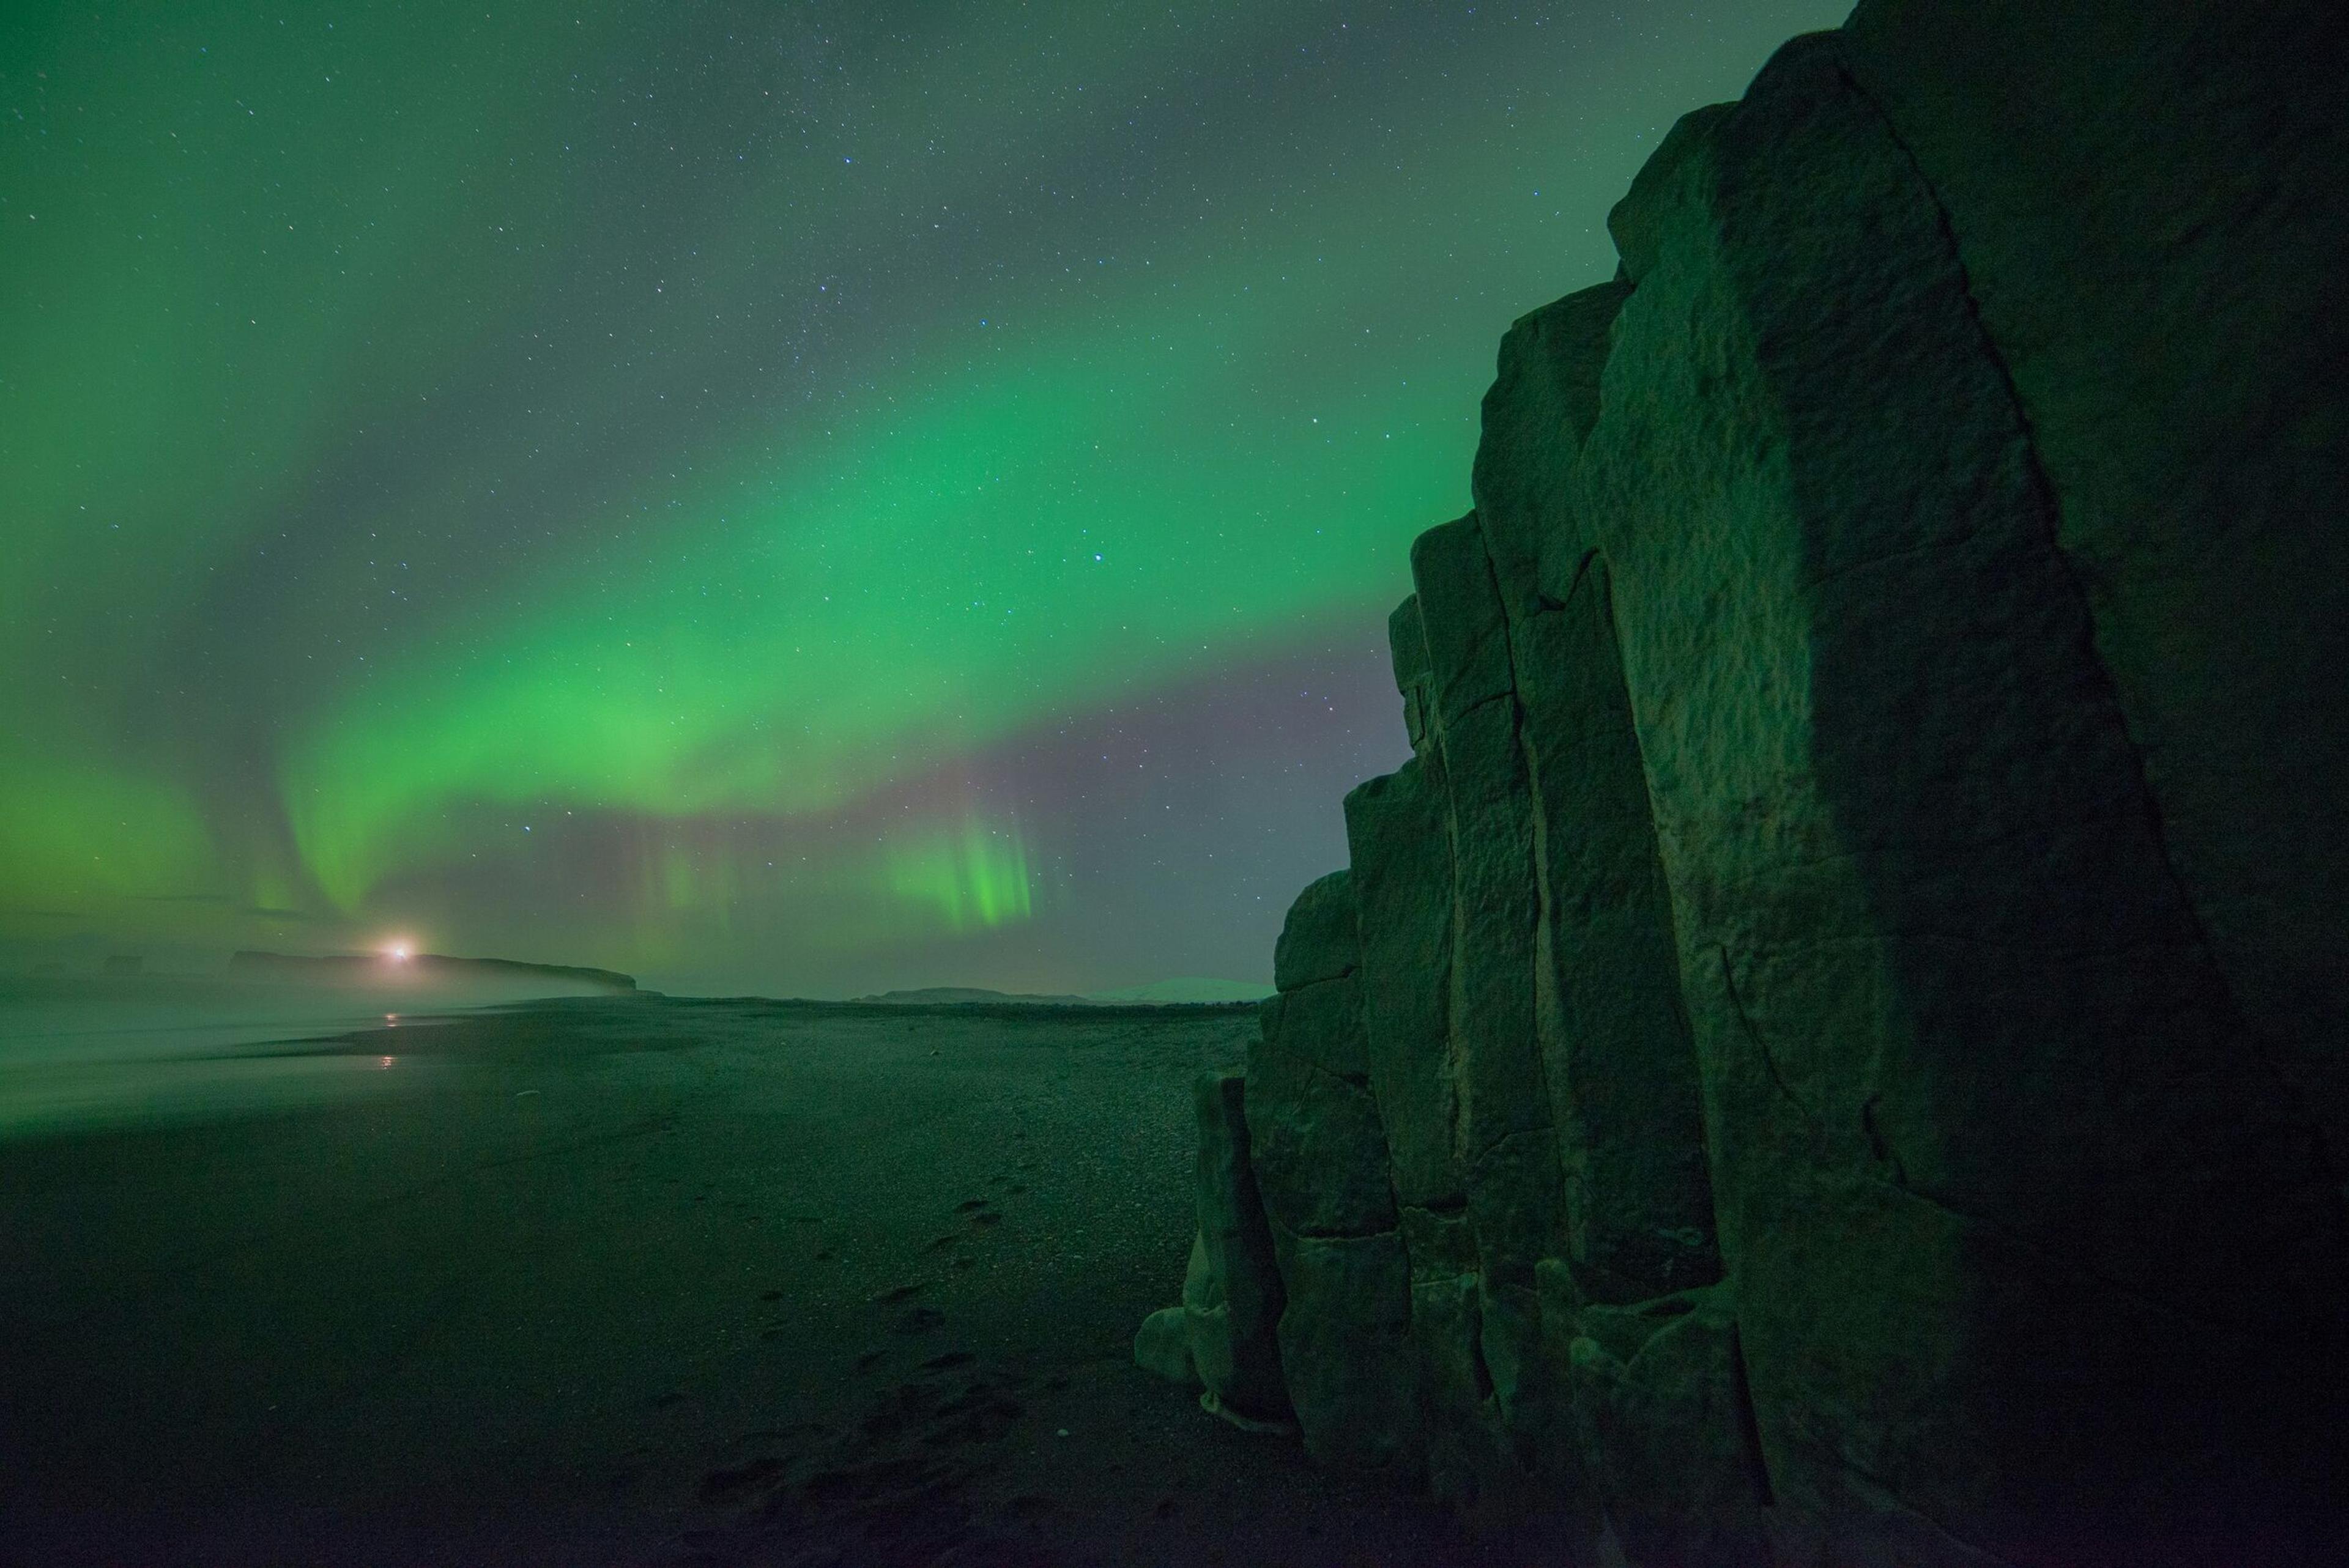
1838,0 -> 2349,1188
1187,2 -> 2346,1558
1471,283 -> 1721,1317
1407,514 -> 1575,1501
1187,1071 -> 1291,1427
1339,595 -> 1493,1498
1245,870 -> 1416,1472
1470,278 -> 1758,1561
1573,31 -> 2347,1560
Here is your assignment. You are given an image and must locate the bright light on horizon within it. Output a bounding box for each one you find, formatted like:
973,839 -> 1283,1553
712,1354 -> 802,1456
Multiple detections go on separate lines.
384,941 -> 414,963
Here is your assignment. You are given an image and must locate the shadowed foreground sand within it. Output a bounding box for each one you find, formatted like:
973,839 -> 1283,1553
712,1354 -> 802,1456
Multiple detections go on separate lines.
0,995 -> 1485,1567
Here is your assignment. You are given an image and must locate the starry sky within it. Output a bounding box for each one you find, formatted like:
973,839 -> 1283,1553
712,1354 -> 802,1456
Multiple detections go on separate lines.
2,0 -> 1846,996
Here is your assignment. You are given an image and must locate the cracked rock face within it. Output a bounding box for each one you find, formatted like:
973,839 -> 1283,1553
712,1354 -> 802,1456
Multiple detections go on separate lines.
1211,4 -> 2349,1563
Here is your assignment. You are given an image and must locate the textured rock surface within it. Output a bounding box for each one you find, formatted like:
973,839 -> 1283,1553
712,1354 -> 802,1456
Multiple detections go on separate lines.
1565,1284 -> 1770,1568
1168,2 -> 2349,1562
1134,1299 -> 1198,1388
1248,870 -> 1417,1471
1836,0 -> 2349,1186
1270,868 -> 1360,994
1579,34 -> 2343,1558
1187,1072 -> 1290,1424
1410,514 -> 1570,1500
1475,281 -> 1721,1316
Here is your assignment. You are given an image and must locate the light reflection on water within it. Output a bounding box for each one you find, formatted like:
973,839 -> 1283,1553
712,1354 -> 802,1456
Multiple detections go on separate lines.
0,976 -> 541,1139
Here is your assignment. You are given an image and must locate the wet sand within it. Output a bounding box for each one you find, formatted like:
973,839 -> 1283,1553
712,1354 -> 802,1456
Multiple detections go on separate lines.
0,995 -> 1485,1567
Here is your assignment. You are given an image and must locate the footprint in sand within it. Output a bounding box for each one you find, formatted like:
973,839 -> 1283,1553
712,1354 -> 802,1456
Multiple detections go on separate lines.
869,1281 -> 927,1304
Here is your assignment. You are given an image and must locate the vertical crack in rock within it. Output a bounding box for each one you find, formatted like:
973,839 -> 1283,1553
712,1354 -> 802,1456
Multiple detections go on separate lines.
1830,51 -> 2344,1208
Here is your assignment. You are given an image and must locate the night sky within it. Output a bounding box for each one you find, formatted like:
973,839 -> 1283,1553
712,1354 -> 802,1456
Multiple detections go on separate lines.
3,1 -> 1845,996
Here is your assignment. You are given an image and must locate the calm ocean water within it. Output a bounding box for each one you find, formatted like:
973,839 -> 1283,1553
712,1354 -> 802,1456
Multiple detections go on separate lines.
0,975 -> 570,1138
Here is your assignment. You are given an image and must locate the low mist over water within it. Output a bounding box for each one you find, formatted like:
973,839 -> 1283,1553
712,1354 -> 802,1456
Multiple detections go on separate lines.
0,967 -> 615,1137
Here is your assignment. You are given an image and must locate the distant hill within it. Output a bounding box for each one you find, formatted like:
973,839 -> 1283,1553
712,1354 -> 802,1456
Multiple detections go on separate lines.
228,950 -> 637,994
852,979 -> 1271,1007
849,986 -> 1097,1007
1085,977 -> 1273,1004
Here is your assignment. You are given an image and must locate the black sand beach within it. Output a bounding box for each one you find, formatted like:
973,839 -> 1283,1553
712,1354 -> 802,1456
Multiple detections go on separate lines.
0,995 -> 1483,1567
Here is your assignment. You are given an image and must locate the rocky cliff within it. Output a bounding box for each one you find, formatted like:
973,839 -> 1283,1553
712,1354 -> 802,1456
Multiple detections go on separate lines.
1150,2 -> 2349,1562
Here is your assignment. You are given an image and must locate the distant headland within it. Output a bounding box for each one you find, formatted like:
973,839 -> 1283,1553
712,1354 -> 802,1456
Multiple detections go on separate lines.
228,950 -> 637,993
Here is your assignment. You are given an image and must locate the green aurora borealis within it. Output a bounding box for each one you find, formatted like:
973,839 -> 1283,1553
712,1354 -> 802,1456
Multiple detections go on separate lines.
3,1 -> 1844,993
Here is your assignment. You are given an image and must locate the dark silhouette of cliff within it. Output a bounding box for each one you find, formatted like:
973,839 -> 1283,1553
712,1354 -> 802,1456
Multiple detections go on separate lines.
1151,2 -> 2349,1562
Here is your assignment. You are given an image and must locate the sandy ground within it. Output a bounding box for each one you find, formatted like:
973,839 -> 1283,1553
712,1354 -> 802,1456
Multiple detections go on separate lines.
0,995 -> 1493,1567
